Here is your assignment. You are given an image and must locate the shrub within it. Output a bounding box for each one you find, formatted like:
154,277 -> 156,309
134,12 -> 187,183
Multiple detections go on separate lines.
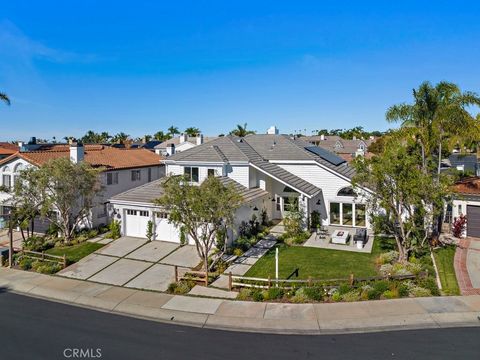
167,280 -> 194,295
35,263 -> 61,274
338,283 -> 352,295
108,220 -> 121,240
408,286 -> 431,297
88,229 -> 99,239
18,257 -> 33,270
342,290 -> 361,302
310,210 -> 321,230
379,263 -> 393,276
237,288 -> 252,300
418,277 -> 440,296
233,248 -> 244,257
398,283 -> 409,297
382,288 -> 399,299
23,236 -> 54,252
376,251 -> 399,265
265,287 -> 284,300
302,286 -> 324,301
406,262 -> 423,275
366,280 -> 390,300
291,288 -> 309,303
283,206 -> 305,237
146,220 -> 154,242
331,291 -> 342,302
251,289 -> 264,302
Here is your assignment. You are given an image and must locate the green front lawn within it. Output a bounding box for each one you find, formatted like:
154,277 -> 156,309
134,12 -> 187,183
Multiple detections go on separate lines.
433,246 -> 460,295
46,242 -> 104,264
245,237 -> 393,280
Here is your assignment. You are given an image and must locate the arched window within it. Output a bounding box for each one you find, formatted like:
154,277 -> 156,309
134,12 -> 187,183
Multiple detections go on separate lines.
14,163 -> 24,173
337,187 -> 355,197
2,166 -> 10,173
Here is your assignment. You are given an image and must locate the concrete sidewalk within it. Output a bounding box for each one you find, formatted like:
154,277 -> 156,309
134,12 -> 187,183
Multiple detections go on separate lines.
0,267 -> 479,334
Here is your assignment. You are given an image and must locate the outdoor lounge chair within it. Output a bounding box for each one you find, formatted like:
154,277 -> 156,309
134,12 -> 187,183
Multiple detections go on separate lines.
353,228 -> 367,244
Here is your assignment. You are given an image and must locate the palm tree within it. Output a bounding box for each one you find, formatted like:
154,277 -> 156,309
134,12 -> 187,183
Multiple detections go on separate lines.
229,123 -> 255,137
1,92 -> 10,106
153,131 -> 171,141
110,132 -> 130,144
184,127 -> 200,137
167,126 -> 180,137
386,81 -> 480,176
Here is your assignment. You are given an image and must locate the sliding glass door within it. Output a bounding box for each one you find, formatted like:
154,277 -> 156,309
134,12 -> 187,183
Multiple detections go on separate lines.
329,202 -> 366,227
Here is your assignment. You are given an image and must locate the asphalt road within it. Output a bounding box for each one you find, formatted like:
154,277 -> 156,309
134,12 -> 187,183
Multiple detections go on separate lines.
0,290 -> 479,360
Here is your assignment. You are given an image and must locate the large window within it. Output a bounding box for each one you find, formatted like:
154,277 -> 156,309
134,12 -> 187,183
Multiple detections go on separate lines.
342,203 -> 353,225
131,170 -> 141,181
107,172 -> 119,185
184,167 -> 199,183
2,175 -> 11,189
207,169 -> 215,177
355,204 -> 366,226
330,202 -> 341,224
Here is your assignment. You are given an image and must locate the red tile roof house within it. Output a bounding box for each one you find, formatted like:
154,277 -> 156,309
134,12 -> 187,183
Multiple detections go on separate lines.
0,140 -> 165,232
0,142 -> 19,160
449,177 -> 480,238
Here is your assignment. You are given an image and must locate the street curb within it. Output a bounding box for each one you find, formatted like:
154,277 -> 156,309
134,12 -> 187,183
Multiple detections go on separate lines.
2,268 -> 480,335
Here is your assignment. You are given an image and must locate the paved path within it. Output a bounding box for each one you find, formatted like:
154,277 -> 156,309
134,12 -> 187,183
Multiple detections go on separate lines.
1,267 -> 479,335
454,237 -> 480,295
2,292 -> 479,360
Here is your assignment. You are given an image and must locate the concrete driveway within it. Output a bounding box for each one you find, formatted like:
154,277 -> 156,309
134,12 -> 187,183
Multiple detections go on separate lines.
58,237 -> 201,292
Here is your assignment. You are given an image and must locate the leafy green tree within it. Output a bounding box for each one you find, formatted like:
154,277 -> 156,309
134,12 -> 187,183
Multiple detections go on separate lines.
18,158 -> 103,244
184,127 -> 200,137
167,126 -> 180,137
0,92 -> 10,106
229,123 -> 255,137
155,176 -> 243,279
353,134 -> 453,261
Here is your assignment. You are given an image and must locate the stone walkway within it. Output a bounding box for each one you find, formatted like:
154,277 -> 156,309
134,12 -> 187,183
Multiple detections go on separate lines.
455,237 -> 480,295
1,267 -> 479,335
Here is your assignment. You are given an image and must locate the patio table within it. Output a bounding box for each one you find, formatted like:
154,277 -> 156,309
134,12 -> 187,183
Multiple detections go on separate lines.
331,230 -> 350,245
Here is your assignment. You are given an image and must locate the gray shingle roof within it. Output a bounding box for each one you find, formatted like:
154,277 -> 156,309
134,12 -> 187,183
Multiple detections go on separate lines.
110,176 -> 269,205
165,134 -> 355,194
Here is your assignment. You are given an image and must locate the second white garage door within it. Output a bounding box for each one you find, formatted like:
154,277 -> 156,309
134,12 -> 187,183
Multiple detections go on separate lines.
155,214 -> 181,243
125,209 -> 150,238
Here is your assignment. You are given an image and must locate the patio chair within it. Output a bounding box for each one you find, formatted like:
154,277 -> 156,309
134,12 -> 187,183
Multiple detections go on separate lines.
353,228 -> 367,244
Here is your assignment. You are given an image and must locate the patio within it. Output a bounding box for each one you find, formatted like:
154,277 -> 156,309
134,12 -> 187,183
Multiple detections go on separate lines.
303,226 -> 374,253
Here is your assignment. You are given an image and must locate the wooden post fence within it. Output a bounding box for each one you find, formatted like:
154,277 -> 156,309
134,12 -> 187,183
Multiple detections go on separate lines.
62,254 -> 67,269
228,272 -> 233,291
174,265 -> 178,282
268,276 -> 271,289
349,273 -> 354,286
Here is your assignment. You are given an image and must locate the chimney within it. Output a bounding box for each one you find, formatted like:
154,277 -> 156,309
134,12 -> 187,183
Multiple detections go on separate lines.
180,133 -> 187,143
166,143 -> 175,156
196,134 -> 204,145
320,134 -> 325,141
267,126 -> 279,135
353,136 -> 357,141
70,140 -> 84,164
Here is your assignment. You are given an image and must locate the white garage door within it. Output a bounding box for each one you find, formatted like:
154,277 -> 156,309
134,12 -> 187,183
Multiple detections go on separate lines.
125,209 -> 150,238
155,214 -> 181,243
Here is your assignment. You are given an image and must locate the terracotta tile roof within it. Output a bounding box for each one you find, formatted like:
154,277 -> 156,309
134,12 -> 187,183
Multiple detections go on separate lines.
452,177 -> 480,195
0,145 -> 164,171
0,142 -> 19,155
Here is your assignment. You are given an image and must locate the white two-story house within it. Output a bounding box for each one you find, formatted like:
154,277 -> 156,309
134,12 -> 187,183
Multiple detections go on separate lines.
0,141 -> 165,231
110,134 -> 372,243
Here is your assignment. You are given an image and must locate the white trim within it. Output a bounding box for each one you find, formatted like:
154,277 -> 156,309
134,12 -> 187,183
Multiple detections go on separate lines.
249,162 -> 316,199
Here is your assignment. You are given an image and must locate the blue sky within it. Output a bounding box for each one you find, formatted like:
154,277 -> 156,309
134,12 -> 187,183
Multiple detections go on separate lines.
1,1 -> 480,141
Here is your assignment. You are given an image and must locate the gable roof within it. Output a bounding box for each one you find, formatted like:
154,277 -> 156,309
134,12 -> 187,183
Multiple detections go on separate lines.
452,177 -> 480,197
155,136 -> 217,149
110,176 -> 269,205
0,145 -> 164,171
303,135 -> 374,154
0,142 -> 19,156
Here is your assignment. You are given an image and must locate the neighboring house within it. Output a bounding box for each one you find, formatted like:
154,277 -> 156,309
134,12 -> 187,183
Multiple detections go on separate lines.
450,177 -> 480,237
0,141 -> 165,231
443,154 -> 479,176
154,134 -> 216,156
0,142 -> 19,160
111,134 -> 372,243
302,135 -> 375,162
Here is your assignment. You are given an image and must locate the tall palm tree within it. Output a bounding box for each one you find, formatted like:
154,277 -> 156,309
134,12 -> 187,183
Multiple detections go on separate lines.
184,127 -> 200,137
167,126 -> 180,137
386,81 -> 480,176
229,123 -> 255,137
0,92 -> 10,106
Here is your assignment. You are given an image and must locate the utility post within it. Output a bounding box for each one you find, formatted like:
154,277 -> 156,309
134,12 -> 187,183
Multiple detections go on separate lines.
8,214 -> 13,268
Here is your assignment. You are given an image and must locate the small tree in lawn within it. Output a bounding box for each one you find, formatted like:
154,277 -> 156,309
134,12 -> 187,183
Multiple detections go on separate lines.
22,157 -> 103,244
146,220 -> 154,242
10,166 -> 45,240
155,176 -> 243,281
